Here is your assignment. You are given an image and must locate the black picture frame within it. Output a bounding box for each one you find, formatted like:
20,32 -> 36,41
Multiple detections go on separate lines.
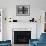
16,5 -> 30,16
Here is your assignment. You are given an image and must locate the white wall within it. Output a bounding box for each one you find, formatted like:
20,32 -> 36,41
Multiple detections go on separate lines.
2,9 -> 8,40
0,0 -> 46,11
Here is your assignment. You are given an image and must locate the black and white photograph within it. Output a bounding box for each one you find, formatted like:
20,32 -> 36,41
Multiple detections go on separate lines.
16,5 -> 30,16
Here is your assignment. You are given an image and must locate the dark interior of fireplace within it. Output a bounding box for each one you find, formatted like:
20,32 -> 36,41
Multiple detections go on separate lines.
14,31 -> 31,44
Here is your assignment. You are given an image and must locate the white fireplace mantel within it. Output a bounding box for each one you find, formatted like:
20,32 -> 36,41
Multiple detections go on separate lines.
6,22 -> 37,43
12,22 -> 37,39
12,28 -> 31,31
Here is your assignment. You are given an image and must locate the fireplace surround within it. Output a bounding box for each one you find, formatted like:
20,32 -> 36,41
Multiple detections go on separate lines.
14,31 -> 31,44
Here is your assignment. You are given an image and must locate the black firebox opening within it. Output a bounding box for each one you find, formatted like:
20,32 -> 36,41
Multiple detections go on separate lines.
14,31 -> 31,44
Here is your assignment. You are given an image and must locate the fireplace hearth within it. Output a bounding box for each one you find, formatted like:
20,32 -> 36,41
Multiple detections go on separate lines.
14,31 -> 31,44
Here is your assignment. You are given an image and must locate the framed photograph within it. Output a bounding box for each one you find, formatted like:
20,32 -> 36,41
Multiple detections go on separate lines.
16,5 -> 30,16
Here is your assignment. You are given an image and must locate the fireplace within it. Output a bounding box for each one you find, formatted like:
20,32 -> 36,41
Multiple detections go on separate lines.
14,31 -> 31,44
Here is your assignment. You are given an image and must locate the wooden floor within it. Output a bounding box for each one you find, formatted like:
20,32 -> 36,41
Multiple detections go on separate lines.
12,44 -> 29,46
